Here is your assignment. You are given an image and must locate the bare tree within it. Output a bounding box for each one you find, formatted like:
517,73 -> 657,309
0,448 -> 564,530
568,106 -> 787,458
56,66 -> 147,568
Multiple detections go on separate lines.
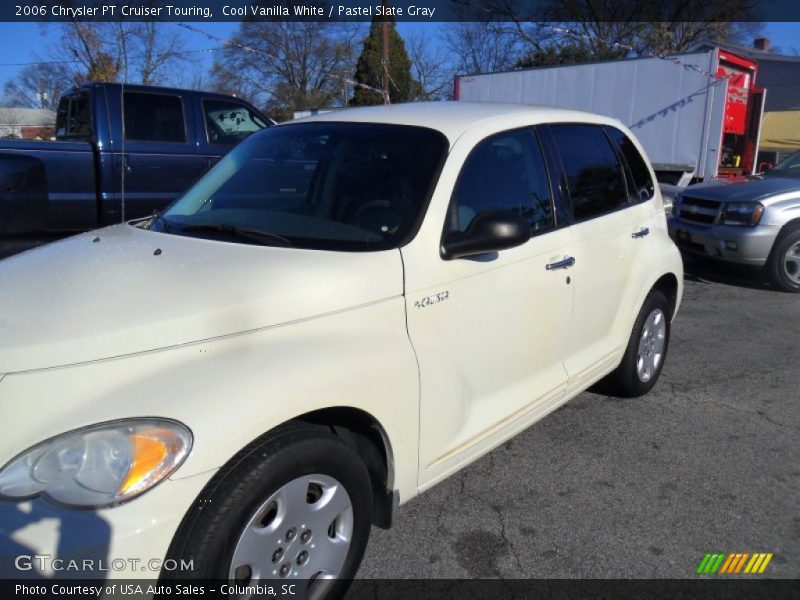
406,30 -> 454,100
171,61 -> 211,92
454,0 -> 763,65
130,22 -> 187,85
442,22 -> 523,74
39,22 -> 188,86
3,62 -> 72,110
61,22 -> 123,84
210,21 -> 362,120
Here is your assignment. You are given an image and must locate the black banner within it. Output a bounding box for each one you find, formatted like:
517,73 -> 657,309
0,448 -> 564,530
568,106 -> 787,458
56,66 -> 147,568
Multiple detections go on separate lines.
2,579 -> 800,600
4,0 -> 800,23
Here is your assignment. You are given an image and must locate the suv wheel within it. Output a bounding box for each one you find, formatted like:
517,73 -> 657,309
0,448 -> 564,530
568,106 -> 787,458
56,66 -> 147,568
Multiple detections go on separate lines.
594,289 -> 671,398
766,223 -> 800,293
161,424 -> 373,599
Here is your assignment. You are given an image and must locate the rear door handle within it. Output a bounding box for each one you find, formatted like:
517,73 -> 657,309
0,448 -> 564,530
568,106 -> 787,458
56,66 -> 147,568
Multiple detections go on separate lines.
632,227 -> 650,238
546,256 -> 576,271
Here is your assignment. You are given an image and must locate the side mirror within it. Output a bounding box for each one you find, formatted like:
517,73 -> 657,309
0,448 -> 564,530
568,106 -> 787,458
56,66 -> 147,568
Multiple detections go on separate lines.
441,210 -> 530,260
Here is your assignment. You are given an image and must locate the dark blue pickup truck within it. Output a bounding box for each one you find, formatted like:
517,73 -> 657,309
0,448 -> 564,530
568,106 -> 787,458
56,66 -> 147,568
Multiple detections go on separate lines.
0,82 -> 270,234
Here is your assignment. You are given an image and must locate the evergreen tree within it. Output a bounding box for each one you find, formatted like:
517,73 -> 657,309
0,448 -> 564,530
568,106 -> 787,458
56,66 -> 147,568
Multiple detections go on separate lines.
351,17 -> 413,105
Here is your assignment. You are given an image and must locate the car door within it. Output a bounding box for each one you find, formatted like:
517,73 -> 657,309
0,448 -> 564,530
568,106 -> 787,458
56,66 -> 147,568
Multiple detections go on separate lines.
403,127 -> 575,487
604,124 -> 660,252
544,123 -> 638,389
113,90 -> 202,220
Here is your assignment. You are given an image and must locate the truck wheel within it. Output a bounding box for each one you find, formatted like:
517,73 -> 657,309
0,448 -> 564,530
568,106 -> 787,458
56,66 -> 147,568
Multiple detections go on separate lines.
161,424 -> 373,599
766,223 -> 800,293
595,290 -> 671,398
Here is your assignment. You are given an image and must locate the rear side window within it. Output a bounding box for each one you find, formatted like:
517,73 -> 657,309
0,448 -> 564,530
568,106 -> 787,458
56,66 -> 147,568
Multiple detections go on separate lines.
123,92 -> 186,143
449,129 -> 554,236
550,124 -> 628,221
605,126 -> 655,202
55,92 -> 91,139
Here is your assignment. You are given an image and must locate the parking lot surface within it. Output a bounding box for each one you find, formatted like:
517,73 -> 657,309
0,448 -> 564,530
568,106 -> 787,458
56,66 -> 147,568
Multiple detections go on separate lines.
1,239 -> 797,579
359,258 -> 799,579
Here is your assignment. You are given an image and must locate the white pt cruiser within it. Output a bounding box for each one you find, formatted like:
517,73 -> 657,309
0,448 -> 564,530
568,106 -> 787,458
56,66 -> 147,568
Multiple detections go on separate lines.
0,103 -> 682,595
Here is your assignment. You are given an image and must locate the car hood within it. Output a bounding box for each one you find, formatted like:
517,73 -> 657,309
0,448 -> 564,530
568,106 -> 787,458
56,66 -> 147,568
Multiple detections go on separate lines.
0,225 -> 404,373
683,177 -> 800,203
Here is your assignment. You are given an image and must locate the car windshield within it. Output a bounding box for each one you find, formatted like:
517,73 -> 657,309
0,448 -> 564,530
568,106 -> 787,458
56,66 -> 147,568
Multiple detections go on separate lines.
764,152 -> 800,178
153,122 -> 448,251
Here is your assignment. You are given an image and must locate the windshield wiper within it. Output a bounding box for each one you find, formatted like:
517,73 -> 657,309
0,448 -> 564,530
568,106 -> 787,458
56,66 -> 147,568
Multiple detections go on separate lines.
149,210 -> 172,232
180,223 -> 295,247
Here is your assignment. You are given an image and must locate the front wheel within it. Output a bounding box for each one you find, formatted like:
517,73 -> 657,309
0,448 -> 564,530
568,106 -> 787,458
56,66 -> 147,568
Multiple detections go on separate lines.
765,223 -> 800,293
595,289 -> 671,398
161,424 -> 373,599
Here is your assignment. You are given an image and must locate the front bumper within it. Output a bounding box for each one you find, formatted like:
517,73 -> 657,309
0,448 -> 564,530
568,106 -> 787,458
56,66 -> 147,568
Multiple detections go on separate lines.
667,215 -> 777,267
0,469 -> 214,579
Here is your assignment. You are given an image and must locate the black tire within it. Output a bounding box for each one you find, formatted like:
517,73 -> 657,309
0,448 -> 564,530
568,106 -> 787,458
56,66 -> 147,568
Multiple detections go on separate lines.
765,223 -> 800,293
161,423 -> 373,599
594,289 -> 672,398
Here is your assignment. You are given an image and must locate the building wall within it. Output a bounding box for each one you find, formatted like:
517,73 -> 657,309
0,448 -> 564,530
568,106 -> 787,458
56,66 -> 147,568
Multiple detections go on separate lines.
757,60 -> 800,112
0,125 -> 54,139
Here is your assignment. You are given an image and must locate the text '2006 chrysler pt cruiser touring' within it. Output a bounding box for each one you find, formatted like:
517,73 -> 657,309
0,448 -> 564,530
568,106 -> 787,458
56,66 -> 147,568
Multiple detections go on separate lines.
0,102 -> 682,596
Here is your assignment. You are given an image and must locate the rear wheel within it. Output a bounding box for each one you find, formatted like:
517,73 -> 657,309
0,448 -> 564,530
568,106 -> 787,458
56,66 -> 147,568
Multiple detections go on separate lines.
766,223 -> 800,293
595,289 -> 671,398
161,424 -> 373,599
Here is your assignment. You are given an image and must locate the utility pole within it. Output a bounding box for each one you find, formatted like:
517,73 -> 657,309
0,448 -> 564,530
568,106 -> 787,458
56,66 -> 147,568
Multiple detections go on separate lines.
382,0 -> 389,104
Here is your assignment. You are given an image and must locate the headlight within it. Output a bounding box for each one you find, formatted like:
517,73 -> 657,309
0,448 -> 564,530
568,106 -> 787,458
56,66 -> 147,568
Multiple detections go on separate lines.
720,202 -> 764,226
0,419 -> 191,508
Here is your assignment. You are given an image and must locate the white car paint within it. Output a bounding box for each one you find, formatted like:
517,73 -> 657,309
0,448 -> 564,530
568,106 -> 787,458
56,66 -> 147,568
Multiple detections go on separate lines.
0,102 -> 683,577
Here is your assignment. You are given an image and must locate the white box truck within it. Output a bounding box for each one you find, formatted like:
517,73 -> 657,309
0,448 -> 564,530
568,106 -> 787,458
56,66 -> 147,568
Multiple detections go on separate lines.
455,47 -> 765,186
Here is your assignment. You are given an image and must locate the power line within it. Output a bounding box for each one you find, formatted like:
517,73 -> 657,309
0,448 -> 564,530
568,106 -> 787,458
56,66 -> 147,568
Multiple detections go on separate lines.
0,47 -> 227,69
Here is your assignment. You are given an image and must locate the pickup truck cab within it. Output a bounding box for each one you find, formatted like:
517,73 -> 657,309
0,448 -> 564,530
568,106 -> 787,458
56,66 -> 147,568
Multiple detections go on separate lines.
0,103 -> 682,592
0,82 -> 270,234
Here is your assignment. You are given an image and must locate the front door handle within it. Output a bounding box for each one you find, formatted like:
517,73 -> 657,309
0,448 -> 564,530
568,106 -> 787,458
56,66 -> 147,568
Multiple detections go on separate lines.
546,256 -> 576,271
632,227 -> 650,239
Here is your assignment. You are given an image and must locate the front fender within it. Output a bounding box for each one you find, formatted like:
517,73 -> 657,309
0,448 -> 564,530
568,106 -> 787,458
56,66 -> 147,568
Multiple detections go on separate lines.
0,297 -> 420,503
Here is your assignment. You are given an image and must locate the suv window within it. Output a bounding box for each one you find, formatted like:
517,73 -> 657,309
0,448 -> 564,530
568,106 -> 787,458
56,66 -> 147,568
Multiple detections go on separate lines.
123,92 -> 186,143
605,126 -> 654,202
550,124 -> 628,221
203,99 -> 267,145
55,92 -> 91,139
449,129 -> 554,235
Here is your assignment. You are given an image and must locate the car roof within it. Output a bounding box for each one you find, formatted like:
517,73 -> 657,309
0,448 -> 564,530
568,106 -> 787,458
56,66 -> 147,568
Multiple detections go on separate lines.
287,101 -> 623,144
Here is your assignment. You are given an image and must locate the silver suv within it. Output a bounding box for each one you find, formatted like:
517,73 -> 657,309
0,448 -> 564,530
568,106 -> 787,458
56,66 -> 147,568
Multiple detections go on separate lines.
668,152 -> 800,292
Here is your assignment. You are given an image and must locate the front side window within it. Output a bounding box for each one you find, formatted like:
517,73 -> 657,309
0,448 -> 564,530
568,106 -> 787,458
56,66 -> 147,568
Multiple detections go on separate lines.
155,123 -> 448,251
123,92 -> 186,143
550,124 -> 628,221
605,126 -> 655,202
203,99 -> 268,145
448,129 -> 554,235
766,151 -> 800,178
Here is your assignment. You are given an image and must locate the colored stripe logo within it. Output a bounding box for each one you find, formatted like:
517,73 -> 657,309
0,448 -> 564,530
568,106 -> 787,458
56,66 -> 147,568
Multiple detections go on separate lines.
696,552 -> 773,574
